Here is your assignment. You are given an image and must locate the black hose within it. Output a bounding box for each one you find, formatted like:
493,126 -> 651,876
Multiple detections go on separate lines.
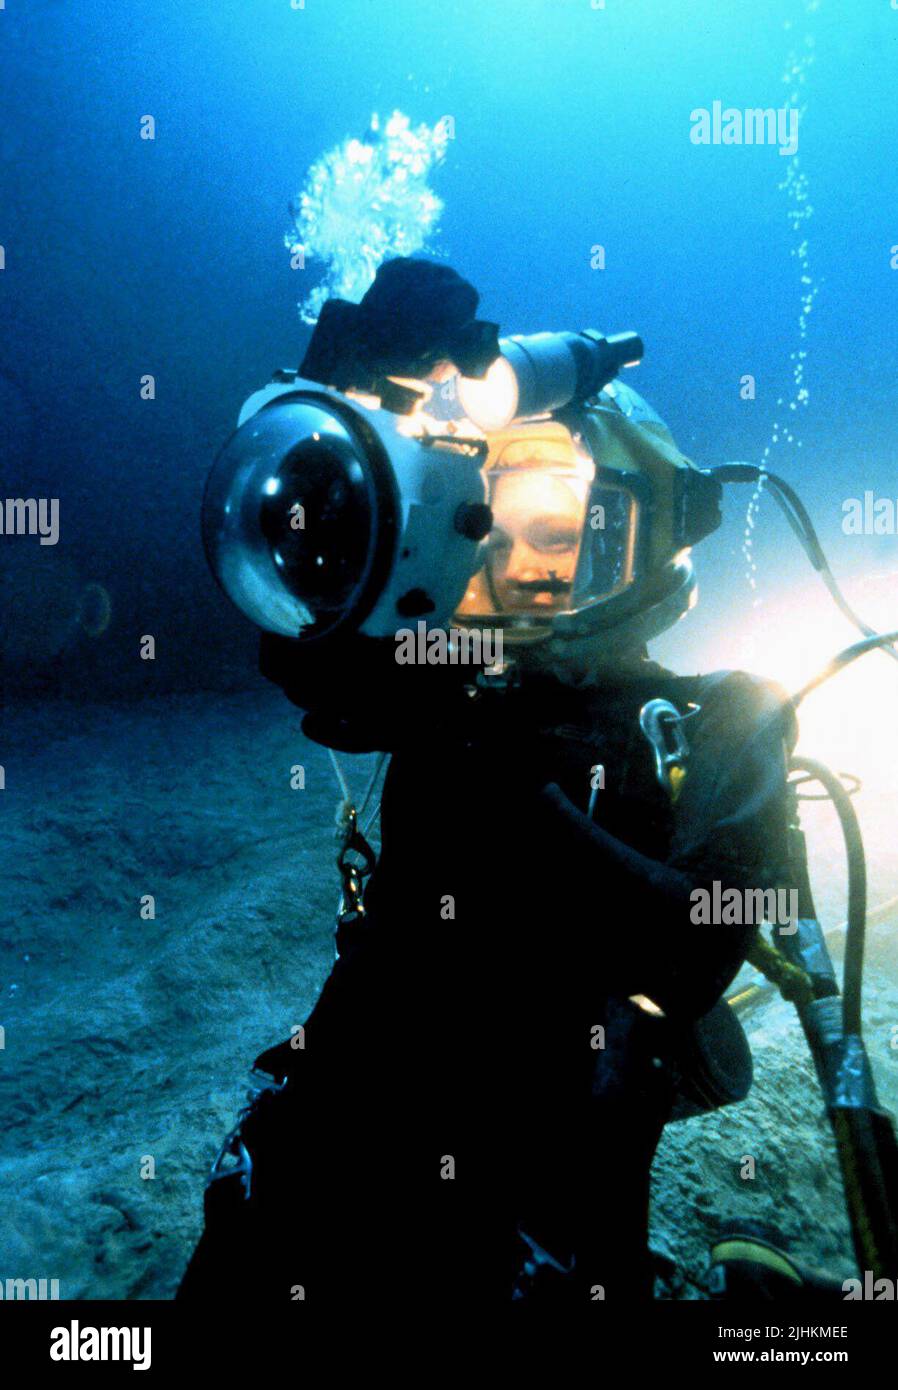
708,463 -> 898,667
792,630 -> 898,707
790,756 -> 867,1035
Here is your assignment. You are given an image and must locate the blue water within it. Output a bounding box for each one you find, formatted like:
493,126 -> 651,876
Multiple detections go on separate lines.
2,0 -> 897,690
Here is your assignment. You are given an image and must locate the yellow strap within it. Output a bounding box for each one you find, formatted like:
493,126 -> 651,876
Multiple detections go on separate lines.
710,1238 -> 804,1285
746,934 -> 814,1007
668,764 -> 687,802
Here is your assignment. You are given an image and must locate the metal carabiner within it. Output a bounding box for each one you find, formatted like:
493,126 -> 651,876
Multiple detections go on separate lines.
336,807 -> 377,932
639,698 -> 693,796
208,1127 -> 254,1202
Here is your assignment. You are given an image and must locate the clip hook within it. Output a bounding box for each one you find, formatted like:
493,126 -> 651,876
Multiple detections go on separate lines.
336,807 -> 377,940
639,698 -> 693,796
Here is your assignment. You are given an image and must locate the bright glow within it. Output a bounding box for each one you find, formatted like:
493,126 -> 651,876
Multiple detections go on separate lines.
457,356 -> 520,431
630,994 -> 666,1018
571,441 -> 597,485
344,389 -> 383,412
719,570 -> 898,914
728,573 -> 897,766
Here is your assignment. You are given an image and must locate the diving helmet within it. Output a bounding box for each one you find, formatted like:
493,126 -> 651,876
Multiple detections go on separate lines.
202,265 -> 721,668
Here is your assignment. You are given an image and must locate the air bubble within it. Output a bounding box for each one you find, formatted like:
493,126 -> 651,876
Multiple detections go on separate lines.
285,111 -> 451,324
742,2 -> 820,594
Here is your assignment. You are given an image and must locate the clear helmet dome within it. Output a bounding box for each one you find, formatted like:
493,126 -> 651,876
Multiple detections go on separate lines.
202,396 -> 391,639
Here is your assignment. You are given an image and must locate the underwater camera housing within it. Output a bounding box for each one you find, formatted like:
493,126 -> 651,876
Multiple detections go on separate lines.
202,371 -> 491,644
202,260 -> 722,723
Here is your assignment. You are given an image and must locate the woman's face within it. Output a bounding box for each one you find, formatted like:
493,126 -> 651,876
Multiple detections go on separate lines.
483,470 -> 586,612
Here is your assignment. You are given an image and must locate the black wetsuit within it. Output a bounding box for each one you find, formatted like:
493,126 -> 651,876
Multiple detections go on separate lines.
178,660 -> 796,1306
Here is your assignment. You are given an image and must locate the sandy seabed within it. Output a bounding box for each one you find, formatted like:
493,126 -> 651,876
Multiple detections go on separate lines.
2,690 -> 897,1299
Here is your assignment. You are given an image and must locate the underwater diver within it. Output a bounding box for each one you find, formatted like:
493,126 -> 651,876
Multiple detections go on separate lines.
179,258 -> 890,1305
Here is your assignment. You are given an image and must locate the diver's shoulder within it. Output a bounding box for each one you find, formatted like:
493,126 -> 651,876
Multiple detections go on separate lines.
694,667 -> 791,705
687,668 -> 797,745
635,661 -> 790,710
